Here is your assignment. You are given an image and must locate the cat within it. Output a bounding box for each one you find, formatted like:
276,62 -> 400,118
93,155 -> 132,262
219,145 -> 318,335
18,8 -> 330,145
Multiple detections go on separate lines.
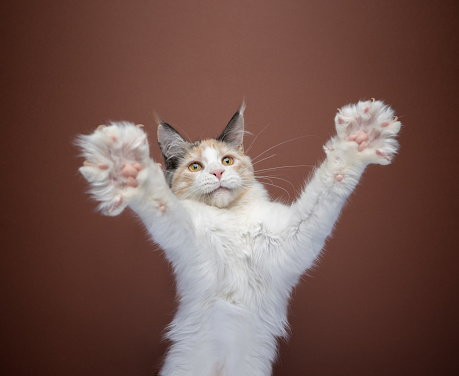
77,99 -> 401,376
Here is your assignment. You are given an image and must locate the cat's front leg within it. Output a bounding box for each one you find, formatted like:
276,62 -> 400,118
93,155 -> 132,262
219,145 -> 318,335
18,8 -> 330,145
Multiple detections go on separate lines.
287,100 -> 402,271
77,122 -> 198,266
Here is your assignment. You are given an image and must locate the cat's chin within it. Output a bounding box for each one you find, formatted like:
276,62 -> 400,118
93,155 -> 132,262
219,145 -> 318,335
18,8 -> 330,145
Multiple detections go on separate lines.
208,187 -> 236,208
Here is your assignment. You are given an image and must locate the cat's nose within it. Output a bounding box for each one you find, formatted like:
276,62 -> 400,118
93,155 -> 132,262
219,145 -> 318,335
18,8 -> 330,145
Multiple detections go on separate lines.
211,169 -> 224,180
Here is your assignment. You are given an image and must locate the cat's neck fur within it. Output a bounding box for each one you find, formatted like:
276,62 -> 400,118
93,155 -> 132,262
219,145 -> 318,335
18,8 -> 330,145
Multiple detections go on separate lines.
221,180 -> 269,212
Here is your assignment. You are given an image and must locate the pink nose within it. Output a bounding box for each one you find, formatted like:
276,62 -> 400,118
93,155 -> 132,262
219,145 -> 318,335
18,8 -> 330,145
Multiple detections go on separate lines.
211,169 -> 224,180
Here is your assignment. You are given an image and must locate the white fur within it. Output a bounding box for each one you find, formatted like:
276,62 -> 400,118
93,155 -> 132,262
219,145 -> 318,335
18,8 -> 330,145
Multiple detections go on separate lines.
77,100 -> 401,375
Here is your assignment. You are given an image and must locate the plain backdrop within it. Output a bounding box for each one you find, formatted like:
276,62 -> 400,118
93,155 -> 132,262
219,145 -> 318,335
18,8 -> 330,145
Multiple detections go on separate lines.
1,1 -> 458,375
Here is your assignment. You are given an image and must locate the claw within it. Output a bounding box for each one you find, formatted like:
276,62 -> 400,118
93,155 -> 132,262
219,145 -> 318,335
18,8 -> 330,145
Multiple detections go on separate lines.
371,98 -> 375,102
97,125 -> 105,130
107,197 -> 123,214
392,116 -> 398,122
83,160 -> 92,166
136,124 -> 144,128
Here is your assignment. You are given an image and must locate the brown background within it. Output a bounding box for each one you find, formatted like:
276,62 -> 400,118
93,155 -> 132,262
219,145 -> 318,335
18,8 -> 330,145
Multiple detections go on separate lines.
1,0 -> 458,375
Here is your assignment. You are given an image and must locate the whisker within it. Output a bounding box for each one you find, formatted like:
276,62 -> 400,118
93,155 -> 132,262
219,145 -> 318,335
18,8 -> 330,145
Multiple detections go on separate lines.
256,175 -> 296,191
256,164 -> 313,173
260,181 -> 291,200
257,176 -> 274,185
251,135 -> 314,162
245,123 -> 271,154
252,154 -> 276,166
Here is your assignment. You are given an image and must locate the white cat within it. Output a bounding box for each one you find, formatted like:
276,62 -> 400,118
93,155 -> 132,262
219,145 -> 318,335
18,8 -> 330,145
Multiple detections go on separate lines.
77,99 -> 401,376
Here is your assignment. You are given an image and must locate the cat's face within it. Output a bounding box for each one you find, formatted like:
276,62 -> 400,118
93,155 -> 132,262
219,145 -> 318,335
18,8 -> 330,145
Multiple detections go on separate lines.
171,139 -> 255,208
157,103 -> 255,208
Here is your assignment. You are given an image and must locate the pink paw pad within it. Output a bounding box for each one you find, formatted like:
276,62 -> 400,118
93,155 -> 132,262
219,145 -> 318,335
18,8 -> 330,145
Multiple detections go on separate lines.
335,174 -> 344,182
348,131 -> 369,151
355,131 -> 369,144
381,116 -> 398,128
126,177 -> 138,187
337,116 -> 346,125
122,163 -> 142,188
358,141 -> 368,152
376,150 -> 392,161
121,164 -> 139,178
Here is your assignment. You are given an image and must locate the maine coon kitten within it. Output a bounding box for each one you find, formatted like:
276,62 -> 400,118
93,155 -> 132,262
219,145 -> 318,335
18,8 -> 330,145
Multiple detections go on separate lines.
77,100 -> 401,376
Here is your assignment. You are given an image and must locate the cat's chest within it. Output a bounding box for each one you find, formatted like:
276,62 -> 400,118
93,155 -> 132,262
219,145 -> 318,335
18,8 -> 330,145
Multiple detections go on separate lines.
183,201 -> 290,305
198,217 -> 251,257
196,214 -> 271,300
182,199 -> 291,264
193,206 -> 281,261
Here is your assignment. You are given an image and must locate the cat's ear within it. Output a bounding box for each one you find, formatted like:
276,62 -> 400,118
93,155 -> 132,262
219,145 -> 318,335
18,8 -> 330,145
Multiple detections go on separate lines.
157,116 -> 188,168
217,101 -> 246,151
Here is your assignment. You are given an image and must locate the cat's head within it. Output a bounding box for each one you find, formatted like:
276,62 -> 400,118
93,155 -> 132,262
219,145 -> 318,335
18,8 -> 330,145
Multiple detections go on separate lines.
157,103 -> 255,208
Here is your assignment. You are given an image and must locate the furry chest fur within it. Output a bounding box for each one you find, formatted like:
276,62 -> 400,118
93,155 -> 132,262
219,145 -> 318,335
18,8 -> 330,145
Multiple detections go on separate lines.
191,209 -> 285,308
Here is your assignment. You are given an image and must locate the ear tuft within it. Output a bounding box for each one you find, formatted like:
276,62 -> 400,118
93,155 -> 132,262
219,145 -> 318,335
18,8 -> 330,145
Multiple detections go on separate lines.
217,101 -> 246,150
154,112 -> 165,127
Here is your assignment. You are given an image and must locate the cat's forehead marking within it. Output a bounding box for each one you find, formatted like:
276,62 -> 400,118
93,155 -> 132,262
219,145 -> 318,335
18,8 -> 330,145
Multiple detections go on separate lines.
200,139 -> 222,151
202,144 -> 219,163
189,139 -> 228,162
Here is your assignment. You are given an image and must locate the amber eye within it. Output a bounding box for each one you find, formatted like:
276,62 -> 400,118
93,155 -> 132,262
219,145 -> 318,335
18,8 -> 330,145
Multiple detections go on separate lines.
188,162 -> 202,172
222,156 -> 234,166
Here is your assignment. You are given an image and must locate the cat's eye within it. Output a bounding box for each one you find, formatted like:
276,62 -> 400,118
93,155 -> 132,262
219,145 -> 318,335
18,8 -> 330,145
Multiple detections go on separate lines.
222,156 -> 234,166
188,162 -> 202,172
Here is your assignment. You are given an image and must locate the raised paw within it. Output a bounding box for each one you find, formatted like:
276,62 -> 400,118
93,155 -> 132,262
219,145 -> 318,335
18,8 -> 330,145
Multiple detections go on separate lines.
333,99 -> 402,165
77,122 -> 150,215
